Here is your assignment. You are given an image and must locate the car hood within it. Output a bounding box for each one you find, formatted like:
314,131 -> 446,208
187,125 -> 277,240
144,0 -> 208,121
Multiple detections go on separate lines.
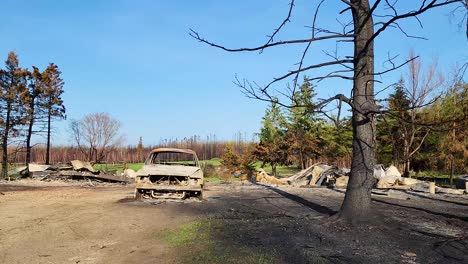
137,165 -> 201,177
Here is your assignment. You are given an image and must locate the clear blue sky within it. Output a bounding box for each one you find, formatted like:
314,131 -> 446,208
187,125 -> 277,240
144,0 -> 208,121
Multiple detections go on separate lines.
1,0 -> 466,146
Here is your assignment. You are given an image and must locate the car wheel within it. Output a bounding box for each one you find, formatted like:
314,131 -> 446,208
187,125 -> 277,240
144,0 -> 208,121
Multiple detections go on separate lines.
135,189 -> 143,200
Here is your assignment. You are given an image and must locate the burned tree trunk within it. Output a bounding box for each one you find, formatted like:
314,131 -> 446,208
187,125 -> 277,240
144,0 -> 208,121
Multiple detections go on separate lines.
1,105 -> 11,178
26,90 -> 39,165
339,0 -> 377,222
45,110 -> 51,165
25,103 -> 34,164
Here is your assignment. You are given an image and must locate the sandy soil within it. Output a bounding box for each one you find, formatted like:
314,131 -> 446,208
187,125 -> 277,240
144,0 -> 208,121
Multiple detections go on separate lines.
0,180 -> 467,264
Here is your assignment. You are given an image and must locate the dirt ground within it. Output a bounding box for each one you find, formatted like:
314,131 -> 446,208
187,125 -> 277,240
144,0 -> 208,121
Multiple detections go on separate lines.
0,180 -> 467,264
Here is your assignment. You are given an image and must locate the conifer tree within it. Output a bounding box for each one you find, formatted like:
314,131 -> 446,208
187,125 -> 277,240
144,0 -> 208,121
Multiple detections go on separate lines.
254,101 -> 289,176
287,77 -> 320,169
0,52 -> 29,178
41,63 -> 65,164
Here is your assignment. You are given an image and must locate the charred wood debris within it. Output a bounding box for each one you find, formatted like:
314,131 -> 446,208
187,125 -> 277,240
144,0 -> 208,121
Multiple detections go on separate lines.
8,160 -> 130,184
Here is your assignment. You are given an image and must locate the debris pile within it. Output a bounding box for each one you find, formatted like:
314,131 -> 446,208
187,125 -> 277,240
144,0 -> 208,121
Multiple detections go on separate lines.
283,163 -> 349,187
374,164 -> 402,188
23,160 -> 130,183
371,165 -> 464,194
7,166 -> 29,178
408,181 -> 465,195
256,169 -> 286,185
254,163 -> 466,195
254,163 -> 349,187
123,169 -> 137,179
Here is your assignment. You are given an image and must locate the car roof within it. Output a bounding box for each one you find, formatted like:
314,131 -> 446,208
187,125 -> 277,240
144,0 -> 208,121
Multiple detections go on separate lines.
150,148 -> 196,155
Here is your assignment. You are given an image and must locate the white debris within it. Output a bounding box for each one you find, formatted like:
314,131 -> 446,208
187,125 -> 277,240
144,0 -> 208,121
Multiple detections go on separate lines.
123,169 -> 137,179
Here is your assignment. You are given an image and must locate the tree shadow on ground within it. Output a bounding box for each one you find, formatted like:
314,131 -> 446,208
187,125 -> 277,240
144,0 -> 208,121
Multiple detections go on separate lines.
137,183 -> 468,263
330,188 -> 468,222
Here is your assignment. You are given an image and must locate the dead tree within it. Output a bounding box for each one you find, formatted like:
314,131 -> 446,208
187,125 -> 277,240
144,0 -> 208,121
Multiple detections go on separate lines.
70,112 -> 122,164
401,51 -> 444,177
190,0 -> 467,223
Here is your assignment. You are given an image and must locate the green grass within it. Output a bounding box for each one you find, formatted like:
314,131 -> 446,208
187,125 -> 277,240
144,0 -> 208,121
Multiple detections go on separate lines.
92,158 -> 301,179
188,248 -> 275,264
411,171 -> 460,179
409,171 -> 465,187
93,163 -> 143,175
155,220 -> 277,264
93,158 -> 222,175
200,158 -> 222,166
157,220 -> 212,247
253,161 -> 301,177
204,177 -> 222,182
204,176 -> 240,182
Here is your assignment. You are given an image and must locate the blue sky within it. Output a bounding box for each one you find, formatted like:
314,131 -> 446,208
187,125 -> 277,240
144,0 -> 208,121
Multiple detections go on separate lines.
1,0 -> 466,146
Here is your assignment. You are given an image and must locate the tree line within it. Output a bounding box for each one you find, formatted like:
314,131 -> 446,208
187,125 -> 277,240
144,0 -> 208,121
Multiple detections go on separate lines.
250,59 -> 467,178
377,57 -> 467,183
8,134 -> 255,165
252,77 -> 352,176
10,62 -> 465,181
189,0 -> 467,224
3,52 -> 464,183
0,51 -> 65,178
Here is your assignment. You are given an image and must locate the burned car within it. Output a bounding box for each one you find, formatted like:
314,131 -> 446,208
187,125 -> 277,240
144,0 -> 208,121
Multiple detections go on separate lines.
135,148 -> 203,200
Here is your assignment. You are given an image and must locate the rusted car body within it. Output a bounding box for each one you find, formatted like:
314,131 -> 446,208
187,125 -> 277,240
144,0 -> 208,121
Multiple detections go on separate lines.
135,148 -> 203,199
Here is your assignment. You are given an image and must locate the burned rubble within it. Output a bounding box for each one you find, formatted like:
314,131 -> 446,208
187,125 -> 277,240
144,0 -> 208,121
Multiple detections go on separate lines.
254,163 -> 468,195
12,160 -> 130,184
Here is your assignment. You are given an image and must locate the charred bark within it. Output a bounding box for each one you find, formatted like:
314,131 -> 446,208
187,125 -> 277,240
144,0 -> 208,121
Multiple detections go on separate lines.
45,109 -> 51,165
1,104 -> 11,178
25,92 -> 38,165
25,103 -> 34,164
339,0 -> 377,223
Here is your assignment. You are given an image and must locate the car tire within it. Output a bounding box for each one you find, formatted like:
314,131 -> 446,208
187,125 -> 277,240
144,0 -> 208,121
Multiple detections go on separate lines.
135,189 -> 143,200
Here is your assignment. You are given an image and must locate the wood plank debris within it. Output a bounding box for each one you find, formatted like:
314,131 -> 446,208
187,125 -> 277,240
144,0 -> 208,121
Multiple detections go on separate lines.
24,161 -> 130,183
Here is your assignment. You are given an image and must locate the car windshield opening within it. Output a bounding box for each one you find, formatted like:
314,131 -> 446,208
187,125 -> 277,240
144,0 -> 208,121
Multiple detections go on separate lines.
146,152 -> 197,166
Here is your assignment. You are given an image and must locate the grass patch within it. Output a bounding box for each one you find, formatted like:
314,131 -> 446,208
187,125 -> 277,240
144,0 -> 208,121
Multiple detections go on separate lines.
253,162 -> 301,177
204,176 -> 240,182
412,171 -> 462,179
410,171 -> 465,187
94,159 -> 221,175
92,159 -> 301,181
157,220 -> 212,247
204,177 -> 222,182
155,219 -> 277,264
200,158 -> 222,167
188,248 -> 275,264
94,163 -> 143,175
92,159 -> 301,178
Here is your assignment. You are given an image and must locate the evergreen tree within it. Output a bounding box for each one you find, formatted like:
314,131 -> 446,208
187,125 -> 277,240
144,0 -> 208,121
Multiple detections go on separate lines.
254,101 -> 289,176
319,118 -> 353,164
286,77 -> 320,169
41,63 -> 66,164
377,79 -> 410,166
435,81 -> 468,182
0,52 -> 29,178
24,66 -> 44,164
137,136 -> 144,162
221,143 -> 241,168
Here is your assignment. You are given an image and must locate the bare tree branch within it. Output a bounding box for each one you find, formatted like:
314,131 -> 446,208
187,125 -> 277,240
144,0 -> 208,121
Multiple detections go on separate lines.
189,29 -> 352,52
292,0 -> 326,92
262,0 -> 296,53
